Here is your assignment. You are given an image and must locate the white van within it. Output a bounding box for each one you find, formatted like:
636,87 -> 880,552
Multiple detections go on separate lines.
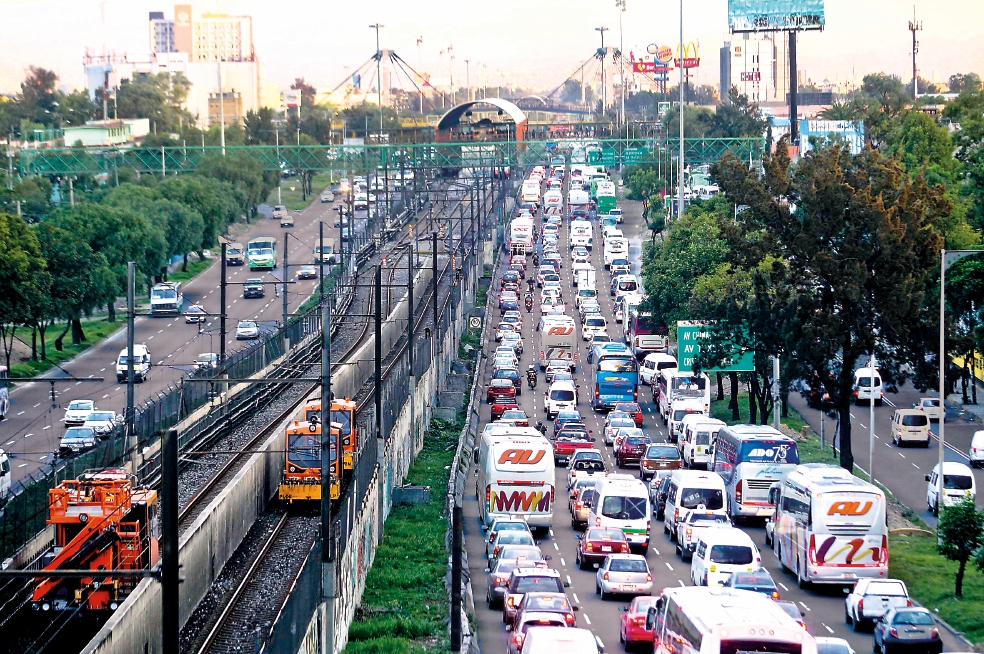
680,417 -> 726,469
971,430 -> 984,468
0,449 -> 10,504
520,627 -> 600,654
926,461 -> 977,515
690,528 -> 762,586
640,353 -> 677,386
663,470 -> 727,538
589,476 -> 652,552
891,409 -> 930,447
116,344 -> 152,383
667,399 -> 706,443
853,366 -> 883,405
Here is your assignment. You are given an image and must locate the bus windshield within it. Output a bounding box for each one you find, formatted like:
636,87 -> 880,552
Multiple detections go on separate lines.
152,288 -> 176,299
739,441 -> 799,465
598,358 -> 637,373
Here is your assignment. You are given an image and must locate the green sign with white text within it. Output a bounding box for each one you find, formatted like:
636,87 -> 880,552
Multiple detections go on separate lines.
676,321 -> 755,372
589,148 -> 616,166
623,147 -> 647,165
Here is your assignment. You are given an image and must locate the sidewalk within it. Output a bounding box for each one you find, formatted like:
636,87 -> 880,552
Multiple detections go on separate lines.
946,390 -> 984,423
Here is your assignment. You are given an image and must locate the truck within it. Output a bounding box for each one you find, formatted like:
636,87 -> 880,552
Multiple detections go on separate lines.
150,282 -> 182,316
537,321 -> 577,371
509,216 -> 535,255
576,267 -> 596,291
845,579 -> 911,629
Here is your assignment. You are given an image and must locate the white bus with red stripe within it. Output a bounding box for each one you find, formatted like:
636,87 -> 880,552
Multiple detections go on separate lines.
770,463 -> 889,586
509,216 -> 535,255
537,321 -> 578,371
478,433 -> 556,532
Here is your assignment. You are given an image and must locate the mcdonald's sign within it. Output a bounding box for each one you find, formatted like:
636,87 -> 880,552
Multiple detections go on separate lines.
673,42 -> 701,69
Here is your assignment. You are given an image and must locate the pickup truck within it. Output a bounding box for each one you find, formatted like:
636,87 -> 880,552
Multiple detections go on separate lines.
845,579 -> 911,630
552,430 -> 595,466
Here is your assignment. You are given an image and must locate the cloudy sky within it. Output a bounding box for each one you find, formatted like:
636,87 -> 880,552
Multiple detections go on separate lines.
2,0 -> 982,97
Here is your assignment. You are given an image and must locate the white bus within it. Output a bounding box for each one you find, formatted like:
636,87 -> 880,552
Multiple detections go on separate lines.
537,321 -> 577,371
711,425 -> 800,519
657,370 -> 711,427
645,586 -> 817,654
478,433 -> 556,532
770,464 -> 888,586
603,237 -> 628,268
509,217 -> 535,255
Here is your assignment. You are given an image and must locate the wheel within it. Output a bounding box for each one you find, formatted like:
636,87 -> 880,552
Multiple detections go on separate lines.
846,607 -> 852,626
596,581 -> 601,595
601,588 -> 610,601
676,542 -> 682,557
852,610 -> 863,632
663,521 -> 670,535
933,500 -> 939,517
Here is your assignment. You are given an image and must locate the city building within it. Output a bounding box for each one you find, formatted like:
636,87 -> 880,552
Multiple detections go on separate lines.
83,4 -> 260,129
63,119 -> 150,148
719,33 -> 789,105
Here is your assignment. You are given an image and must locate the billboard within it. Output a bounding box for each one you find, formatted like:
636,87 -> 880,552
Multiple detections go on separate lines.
728,0 -> 825,32
676,321 -> 754,373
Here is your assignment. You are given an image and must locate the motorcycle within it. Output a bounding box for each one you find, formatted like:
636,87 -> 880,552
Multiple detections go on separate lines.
532,254 -> 540,267
524,294 -> 534,313
527,372 -> 537,390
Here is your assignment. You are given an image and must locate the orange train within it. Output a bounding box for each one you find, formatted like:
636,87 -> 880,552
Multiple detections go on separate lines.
31,469 -> 159,613
277,397 -> 357,503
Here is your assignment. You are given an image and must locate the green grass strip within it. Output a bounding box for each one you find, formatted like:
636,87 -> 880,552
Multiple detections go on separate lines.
344,417 -> 462,653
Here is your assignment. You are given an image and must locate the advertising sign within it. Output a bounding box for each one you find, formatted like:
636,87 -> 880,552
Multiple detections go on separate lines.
632,61 -> 657,73
728,0 -> 825,32
647,44 -> 675,64
676,321 -> 754,373
282,90 -> 301,107
673,42 -> 701,69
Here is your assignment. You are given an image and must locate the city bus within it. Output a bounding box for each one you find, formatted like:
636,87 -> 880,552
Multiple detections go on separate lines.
478,432 -> 555,533
770,464 -> 888,586
247,236 -> 278,270
711,425 -> 800,519
628,312 -> 669,358
591,349 -> 639,411
645,586 -> 817,654
596,181 -> 617,214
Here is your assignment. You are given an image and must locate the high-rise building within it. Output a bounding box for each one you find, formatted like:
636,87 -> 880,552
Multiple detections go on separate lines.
149,11 -> 175,54
171,4 -> 255,62
720,34 -> 788,105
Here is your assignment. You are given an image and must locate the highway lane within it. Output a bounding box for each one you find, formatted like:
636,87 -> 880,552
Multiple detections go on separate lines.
464,196 -> 964,653
0,189 -> 351,484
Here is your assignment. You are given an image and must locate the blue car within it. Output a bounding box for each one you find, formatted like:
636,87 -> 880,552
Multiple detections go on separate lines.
553,410 -> 583,434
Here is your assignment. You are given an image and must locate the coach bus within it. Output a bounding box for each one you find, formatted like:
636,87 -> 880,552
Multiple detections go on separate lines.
591,347 -> 639,411
711,425 -> 800,519
247,236 -> 278,270
478,431 -> 555,532
770,464 -> 888,586
628,311 -> 668,358
645,586 -> 817,654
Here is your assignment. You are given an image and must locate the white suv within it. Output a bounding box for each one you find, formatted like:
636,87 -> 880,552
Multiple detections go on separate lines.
544,381 -> 577,419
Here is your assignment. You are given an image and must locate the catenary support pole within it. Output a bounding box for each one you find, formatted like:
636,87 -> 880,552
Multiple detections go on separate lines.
320,298 -> 335,653
375,265 -> 383,445
789,30 -> 799,146
220,243 -> 227,364
450,505 -> 463,650
126,262 -> 137,476
162,428 -> 179,653
433,231 -> 439,333
319,221 -> 325,305
283,232 -> 290,343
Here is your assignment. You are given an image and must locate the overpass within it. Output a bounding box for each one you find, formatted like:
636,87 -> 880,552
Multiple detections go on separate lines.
17,137 -> 764,176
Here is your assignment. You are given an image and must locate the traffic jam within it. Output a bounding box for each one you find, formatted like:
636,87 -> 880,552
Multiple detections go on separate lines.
464,160 -> 958,654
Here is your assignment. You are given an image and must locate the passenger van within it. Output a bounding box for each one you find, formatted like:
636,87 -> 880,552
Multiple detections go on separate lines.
0,448 -> 10,504
663,470 -> 727,538
926,461 -> 977,515
691,528 -> 761,586
640,353 -> 677,386
314,238 -> 337,264
680,417 -> 726,469
226,242 -> 246,265
589,476 -> 651,552
116,344 -> 152,383
891,409 -> 930,447
853,366 -> 883,405
478,432 -> 555,532
520,626 -> 600,654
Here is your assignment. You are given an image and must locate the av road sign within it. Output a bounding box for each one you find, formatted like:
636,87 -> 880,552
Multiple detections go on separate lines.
623,147 -> 647,165
676,321 -> 754,373
589,148 -> 616,166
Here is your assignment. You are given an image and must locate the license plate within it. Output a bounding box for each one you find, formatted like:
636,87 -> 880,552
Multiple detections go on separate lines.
602,546 -> 612,552
622,585 -> 639,592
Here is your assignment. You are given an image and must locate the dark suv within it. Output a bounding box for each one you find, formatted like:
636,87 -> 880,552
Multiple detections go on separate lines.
243,278 -> 265,299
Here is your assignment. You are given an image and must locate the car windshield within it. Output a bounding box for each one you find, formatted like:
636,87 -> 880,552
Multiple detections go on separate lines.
239,321 -> 257,329
610,559 -> 648,573
944,474 -> 974,490
646,445 -> 680,459
88,412 -> 114,421
680,487 -> 724,510
68,401 -> 94,410
892,611 -> 934,626
525,594 -> 570,611
709,544 -> 753,565
600,496 -> 647,520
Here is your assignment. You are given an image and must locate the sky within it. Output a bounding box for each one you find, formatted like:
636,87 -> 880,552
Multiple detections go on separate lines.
1,0 -> 983,98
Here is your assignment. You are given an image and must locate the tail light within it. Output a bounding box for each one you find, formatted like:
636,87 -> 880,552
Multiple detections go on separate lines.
485,486 -> 491,503
889,628 -> 899,638
674,508 -> 680,521
857,599 -> 863,614
494,545 -> 500,556
513,634 -> 524,647
879,536 -> 889,564
646,573 -> 653,582
931,629 -> 940,639
506,596 -> 515,608
603,572 -> 610,580
634,617 -> 647,625
494,576 -> 506,585
585,543 -> 594,551
771,591 -> 780,600
565,613 -> 575,625
550,485 -> 555,502
595,384 -> 600,399
686,528 -> 693,539
906,600 -> 913,607
808,535 -> 817,565
489,533 -> 495,543
576,501 -> 583,509
735,480 -> 743,505
621,543 -> 629,552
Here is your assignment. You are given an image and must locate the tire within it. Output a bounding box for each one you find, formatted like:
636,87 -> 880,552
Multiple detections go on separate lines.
601,588 -> 610,601
676,542 -> 682,558
596,581 -> 601,596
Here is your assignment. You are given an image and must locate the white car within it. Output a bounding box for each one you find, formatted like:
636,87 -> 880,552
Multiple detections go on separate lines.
604,417 -> 636,445
63,399 -> 96,426
236,320 -> 260,340
595,554 -> 653,599
582,314 -> 607,341
83,410 -> 119,437
319,190 -> 334,203
912,397 -> 943,422
500,331 -> 524,355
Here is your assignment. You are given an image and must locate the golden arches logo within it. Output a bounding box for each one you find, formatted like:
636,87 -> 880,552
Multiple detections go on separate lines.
674,42 -> 701,69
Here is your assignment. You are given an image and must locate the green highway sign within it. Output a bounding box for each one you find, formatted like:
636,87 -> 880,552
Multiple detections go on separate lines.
676,321 -> 755,373
623,147 -> 647,165
589,148 -> 616,166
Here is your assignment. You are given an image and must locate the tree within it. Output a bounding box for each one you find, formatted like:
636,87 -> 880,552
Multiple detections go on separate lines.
710,87 -> 768,138
196,152 -> 270,215
948,73 -> 983,94
0,212 -> 48,369
819,101 -> 859,121
661,104 -> 716,139
905,76 -> 946,97
56,90 -> 96,126
885,110 -> 960,183
849,73 -> 909,148
712,140 -> 946,472
243,107 -> 276,145
115,72 -> 194,134
937,496 -> 984,598
160,175 -> 240,249
19,66 -> 59,126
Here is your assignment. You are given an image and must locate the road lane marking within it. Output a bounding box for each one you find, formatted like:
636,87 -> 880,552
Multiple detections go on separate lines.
652,548 -> 660,556
18,463 -> 27,468
103,394 -> 110,399
583,614 -> 592,625
824,625 -> 834,633
567,575 -> 573,587
572,593 -> 579,602
560,557 -> 566,566
25,433 -> 33,438
678,580 -> 685,587
912,463 -> 920,469
665,562 -> 673,571
860,423 -> 866,428
17,411 -> 24,416
34,403 -> 40,408
799,601 -> 811,611
4,441 -> 13,446
43,425 -> 50,430
778,582 -> 789,591
898,453 -> 905,459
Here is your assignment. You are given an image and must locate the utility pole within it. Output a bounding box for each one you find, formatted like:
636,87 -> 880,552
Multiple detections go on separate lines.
320,296 -> 335,654
283,233 -> 290,344
370,24 -> 385,135
595,27 -> 609,116
432,231 -> 439,333
909,9 -> 923,100
616,0 -> 627,130
218,61 -> 226,156
465,59 -> 471,103
126,262 -> 137,477
677,0 -> 685,218
374,266 -> 383,445
161,428 -> 179,654
789,31 -> 799,146
219,243 -> 227,364
319,221 -> 325,306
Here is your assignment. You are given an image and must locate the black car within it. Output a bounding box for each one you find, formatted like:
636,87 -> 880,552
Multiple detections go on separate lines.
651,475 -> 672,520
243,279 -> 265,299
491,367 -> 522,395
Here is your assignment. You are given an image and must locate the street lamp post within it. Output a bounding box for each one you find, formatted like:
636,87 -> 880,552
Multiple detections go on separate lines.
936,249 -> 981,513
595,27 -> 609,118
677,0 -> 685,219
616,0 -> 627,132
370,23 -> 385,137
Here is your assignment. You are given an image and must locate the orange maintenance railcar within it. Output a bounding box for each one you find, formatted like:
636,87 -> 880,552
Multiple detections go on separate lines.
278,418 -> 341,502
302,397 -> 358,470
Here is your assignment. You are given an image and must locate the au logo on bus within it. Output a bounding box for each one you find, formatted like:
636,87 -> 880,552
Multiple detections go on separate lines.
827,501 -> 873,516
498,449 -> 546,465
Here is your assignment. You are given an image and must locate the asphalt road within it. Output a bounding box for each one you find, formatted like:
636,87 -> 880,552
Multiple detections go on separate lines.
1,189 -> 354,484
463,197 -> 965,654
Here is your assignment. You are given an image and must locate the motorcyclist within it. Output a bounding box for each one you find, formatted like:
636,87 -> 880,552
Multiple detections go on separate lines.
527,278 -> 536,293
534,420 -> 547,436
526,366 -> 537,390
532,253 -> 540,268
524,294 -> 534,313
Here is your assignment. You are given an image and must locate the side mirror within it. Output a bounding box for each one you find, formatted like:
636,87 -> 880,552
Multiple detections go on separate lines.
925,475 -> 931,482
572,605 -> 579,611
505,624 -> 513,632
619,605 -> 628,612
564,580 -> 571,588
484,567 -> 490,573
543,555 -> 552,561
575,535 -> 583,540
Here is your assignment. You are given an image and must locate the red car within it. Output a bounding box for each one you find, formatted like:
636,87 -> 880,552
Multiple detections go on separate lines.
487,379 -> 517,404
615,433 -> 648,468
575,527 -> 629,569
620,596 -> 659,646
491,401 -> 520,421
613,402 -> 644,427
553,430 -> 594,466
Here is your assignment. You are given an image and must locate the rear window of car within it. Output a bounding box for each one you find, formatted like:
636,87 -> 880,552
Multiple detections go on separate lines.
891,610 -> 934,626
865,581 -> 907,596
587,528 -> 625,541
610,559 -> 648,573
944,474 -> 974,490
646,445 -> 680,459
625,436 -> 646,446
709,544 -> 753,565
525,594 -> 571,611
901,414 -> 928,427
550,389 -> 575,402
512,577 -> 564,594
